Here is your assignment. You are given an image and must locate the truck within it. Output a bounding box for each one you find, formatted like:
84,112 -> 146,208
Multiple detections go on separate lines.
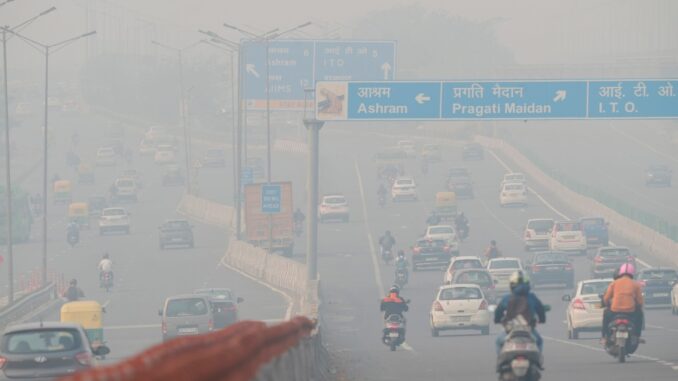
244,181 -> 294,256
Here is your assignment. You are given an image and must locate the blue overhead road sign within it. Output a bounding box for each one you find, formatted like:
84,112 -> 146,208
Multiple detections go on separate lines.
261,184 -> 281,214
243,40 -> 396,109
316,79 -> 678,121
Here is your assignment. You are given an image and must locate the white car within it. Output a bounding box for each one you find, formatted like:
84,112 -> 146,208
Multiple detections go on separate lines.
397,140 -> 417,158
139,139 -> 156,156
154,150 -> 176,165
443,256 -> 484,284
113,177 -> 138,202
425,225 -> 456,241
145,125 -> 169,141
501,172 -> 527,188
318,194 -> 349,223
499,182 -> 527,207
430,284 -> 491,336
391,177 -> 417,201
549,220 -> 587,254
156,143 -> 177,153
99,207 -> 131,235
564,279 -> 613,339
672,283 -> 678,315
96,147 -> 117,166
487,257 -> 523,291
523,218 -> 555,250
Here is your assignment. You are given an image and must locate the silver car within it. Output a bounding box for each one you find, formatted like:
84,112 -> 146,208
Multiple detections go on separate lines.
159,294 -> 214,341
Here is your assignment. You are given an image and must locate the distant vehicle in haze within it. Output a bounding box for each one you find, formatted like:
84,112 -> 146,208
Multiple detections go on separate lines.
450,268 -> 496,304
411,237 -> 453,271
462,142 -> 484,160
145,125 -> 169,142
121,169 -> 143,188
501,172 -> 527,187
154,149 -> 176,165
421,144 -> 442,162
443,256 -> 484,284
95,147 -> 116,167
499,182 -> 527,207
487,257 -> 523,291
591,246 -> 635,278
637,268 -> 677,307
526,251 -> 574,288
430,284 -> 491,337
162,165 -> 185,186
391,177 -> 418,201
448,180 -> 474,199
318,194 -> 349,223
549,221 -> 586,255
397,140 -> 417,157
159,219 -> 194,249
193,288 -> 244,329
159,294 -> 213,341
202,148 -> 226,167
98,207 -> 130,235
138,139 -> 156,156
645,164 -> 672,187
579,217 -> 609,248
563,279 -> 612,339
523,218 -> 555,251
112,177 -> 138,203
88,196 -> 108,216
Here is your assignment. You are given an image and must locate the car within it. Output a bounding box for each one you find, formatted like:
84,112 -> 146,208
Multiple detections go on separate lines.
0,322 -> 110,380
397,140 -> 417,157
87,196 -> 108,216
112,177 -> 138,202
499,182 -> 527,207
443,256 -> 484,284
563,279 -> 613,339
645,164 -> 672,187
202,148 -> 227,167
159,294 -> 214,341
501,172 -> 527,188
121,169 -> 143,188
162,165 -> 185,186
145,125 -> 169,142
194,288 -> 244,329
523,218 -> 555,250
411,238 -> 453,271
421,144 -> 442,162
156,143 -> 177,153
391,177 -> 417,201
462,142 -> 484,160
450,269 -> 497,304
139,139 -> 156,156
446,168 -> 471,190
105,139 -> 124,156
591,246 -> 635,278
448,180 -> 474,199
154,149 -> 176,165
95,147 -> 116,166
579,217 -> 609,247
549,221 -> 587,255
98,207 -> 130,235
425,225 -> 457,243
159,219 -> 194,249
318,194 -> 349,223
487,257 -> 523,291
430,284 -> 491,336
526,251 -> 574,288
637,268 -> 678,307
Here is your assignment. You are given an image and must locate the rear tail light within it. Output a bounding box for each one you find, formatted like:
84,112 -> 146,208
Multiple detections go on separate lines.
615,319 -> 629,325
75,351 -> 93,366
433,301 -> 444,312
161,321 -> 167,334
627,256 -> 635,263
638,280 -> 647,288
594,256 -> 603,263
572,298 -> 586,310
479,300 -> 488,310
564,264 -> 574,271
0,356 -> 6,369
413,247 -> 421,255
525,231 -> 532,239
443,246 -> 450,252
208,319 -> 214,331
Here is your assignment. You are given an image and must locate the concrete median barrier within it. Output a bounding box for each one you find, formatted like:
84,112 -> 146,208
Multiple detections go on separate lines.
176,194 -> 234,231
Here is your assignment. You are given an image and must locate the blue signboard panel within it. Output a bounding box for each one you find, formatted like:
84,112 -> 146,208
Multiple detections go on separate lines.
261,184 -> 281,214
243,40 -> 396,107
316,79 -> 678,121
241,167 -> 254,186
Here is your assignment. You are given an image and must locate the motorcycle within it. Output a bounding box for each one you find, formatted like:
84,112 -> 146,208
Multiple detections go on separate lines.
100,271 -> 113,292
394,268 -> 408,288
605,315 -> 640,363
381,247 -> 393,265
378,193 -> 386,208
456,222 -> 470,241
382,314 -> 406,351
497,319 -> 543,381
67,230 -> 79,247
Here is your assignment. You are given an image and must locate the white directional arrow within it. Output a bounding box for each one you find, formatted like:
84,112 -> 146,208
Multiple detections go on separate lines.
246,64 -> 260,78
381,62 -> 392,80
415,93 -> 431,104
553,90 -> 567,102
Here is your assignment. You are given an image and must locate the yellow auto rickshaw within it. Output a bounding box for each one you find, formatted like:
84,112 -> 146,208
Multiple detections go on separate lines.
435,191 -> 457,222
68,202 -> 90,229
60,300 -> 105,346
77,164 -> 95,184
53,180 -> 72,204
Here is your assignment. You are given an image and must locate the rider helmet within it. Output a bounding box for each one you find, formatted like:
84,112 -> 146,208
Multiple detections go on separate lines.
618,263 -> 636,278
103,252 -> 110,259
389,285 -> 400,295
70,279 -> 77,286
490,240 -> 497,246
509,270 -> 529,291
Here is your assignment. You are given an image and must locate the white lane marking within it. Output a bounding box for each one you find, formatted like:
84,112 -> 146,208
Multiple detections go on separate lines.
487,149 -> 653,269
646,324 -> 678,334
612,126 -> 678,165
354,160 -> 385,298
219,256 -> 293,321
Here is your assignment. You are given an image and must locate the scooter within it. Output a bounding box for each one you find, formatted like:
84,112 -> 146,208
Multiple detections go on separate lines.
378,193 -> 386,208
67,231 -> 79,247
497,319 -> 543,381
394,268 -> 408,288
605,315 -> 640,363
381,247 -> 393,265
382,314 -> 406,351
100,271 -> 114,292
456,222 -> 470,241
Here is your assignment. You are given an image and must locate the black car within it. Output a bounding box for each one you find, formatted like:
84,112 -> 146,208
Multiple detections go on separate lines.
159,219 -> 194,249
645,164 -> 672,187
591,246 -> 634,278
449,181 -> 474,199
446,168 -> 471,190
462,142 -> 484,160
194,288 -> 244,329
637,268 -> 677,306
411,238 -> 452,271
526,251 -> 574,288
0,322 -> 109,380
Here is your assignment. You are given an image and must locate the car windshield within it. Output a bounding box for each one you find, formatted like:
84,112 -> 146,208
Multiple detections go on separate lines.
638,270 -> 678,281
428,226 -> 453,235
505,174 -> 524,181
166,298 -> 209,317
395,179 -> 413,186
164,220 -> 190,230
195,289 -> 234,300
599,248 -> 630,257
535,253 -> 569,263
581,218 -> 604,227
2,329 -> 81,353
489,260 -> 520,269
116,179 -> 134,187
417,239 -> 446,248
439,287 -> 482,300
527,220 -> 554,230
581,281 -> 612,296
325,197 -> 346,205
452,260 -> 482,269
505,184 -> 524,191
455,271 -> 492,287
556,222 -> 581,231
103,209 -> 125,216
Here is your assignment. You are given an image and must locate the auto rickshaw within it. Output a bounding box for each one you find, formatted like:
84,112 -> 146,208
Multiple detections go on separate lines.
68,202 -> 90,229
53,180 -> 72,204
77,164 -> 95,184
60,300 -> 105,346
435,191 -> 457,222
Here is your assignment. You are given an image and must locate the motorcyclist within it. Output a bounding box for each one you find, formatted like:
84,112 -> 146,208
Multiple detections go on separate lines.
293,208 -> 305,224
484,240 -> 502,261
395,250 -> 409,282
455,212 -> 469,236
380,285 -> 409,343
494,271 -> 546,355
601,263 -> 644,344
379,230 -> 396,252
98,253 -> 113,283
67,221 -> 80,241
377,183 -> 388,199
64,279 -> 84,301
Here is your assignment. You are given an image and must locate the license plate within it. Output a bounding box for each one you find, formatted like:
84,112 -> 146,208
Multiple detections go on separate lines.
172,238 -> 184,242
178,327 -> 198,334
546,266 -> 560,271
450,316 -> 471,322
425,257 -> 437,262
562,235 -> 574,240
616,331 -> 628,338
388,332 -> 399,338
652,293 -> 669,297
